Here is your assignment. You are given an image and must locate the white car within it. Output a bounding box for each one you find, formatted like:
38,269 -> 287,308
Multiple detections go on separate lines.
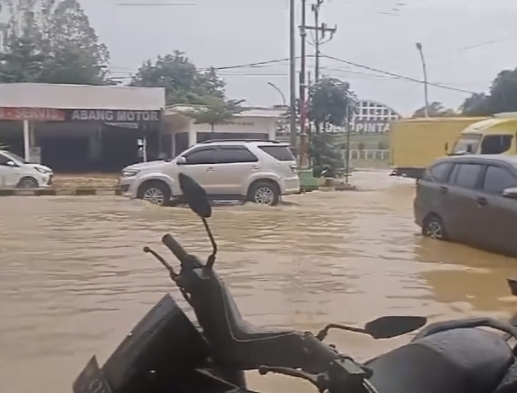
0,150 -> 53,188
120,140 -> 300,206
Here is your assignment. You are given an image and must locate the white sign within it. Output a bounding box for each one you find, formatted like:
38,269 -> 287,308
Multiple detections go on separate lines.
29,146 -> 41,164
70,110 -> 160,122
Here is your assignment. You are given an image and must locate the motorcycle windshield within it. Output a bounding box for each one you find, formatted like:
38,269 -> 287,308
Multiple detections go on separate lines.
73,294 -> 209,393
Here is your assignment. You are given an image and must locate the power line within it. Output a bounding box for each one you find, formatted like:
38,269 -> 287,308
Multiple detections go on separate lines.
322,54 -> 477,94
206,58 -> 292,71
108,53 -> 485,95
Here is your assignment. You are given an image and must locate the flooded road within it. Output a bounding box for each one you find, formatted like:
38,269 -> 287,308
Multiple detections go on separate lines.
1,171 -> 517,393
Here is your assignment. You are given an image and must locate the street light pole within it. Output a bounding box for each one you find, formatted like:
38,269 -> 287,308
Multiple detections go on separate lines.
416,42 -> 429,117
267,82 -> 286,106
289,0 -> 297,147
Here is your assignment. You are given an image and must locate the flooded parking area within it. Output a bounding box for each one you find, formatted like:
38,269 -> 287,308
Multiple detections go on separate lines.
1,171 -> 517,393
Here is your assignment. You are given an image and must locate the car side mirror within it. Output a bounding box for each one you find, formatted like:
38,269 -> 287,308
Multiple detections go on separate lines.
502,187 -> 517,199
176,156 -> 186,165
6,160 -> 17,167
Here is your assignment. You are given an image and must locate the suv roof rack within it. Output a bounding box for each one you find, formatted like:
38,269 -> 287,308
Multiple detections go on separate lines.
200,139 -> 283,144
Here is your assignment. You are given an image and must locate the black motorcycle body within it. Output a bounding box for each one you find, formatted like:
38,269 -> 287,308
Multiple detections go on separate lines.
72,294 -> 249,393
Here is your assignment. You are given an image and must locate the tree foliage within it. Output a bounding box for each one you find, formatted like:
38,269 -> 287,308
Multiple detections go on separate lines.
130,51 -> 226,105
308,77 -> 355,131
310,133 -> 345,177
187,96 -> 245,132
412,102 -> 456,118
306,77 -> 354,176
461,68 -> 517,116
0,0 -> 110,85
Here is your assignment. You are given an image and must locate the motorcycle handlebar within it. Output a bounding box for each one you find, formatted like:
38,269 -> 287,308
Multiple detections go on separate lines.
162,234 -> 189,263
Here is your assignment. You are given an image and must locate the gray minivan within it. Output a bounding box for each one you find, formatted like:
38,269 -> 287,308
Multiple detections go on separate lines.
414,155 -> 517,257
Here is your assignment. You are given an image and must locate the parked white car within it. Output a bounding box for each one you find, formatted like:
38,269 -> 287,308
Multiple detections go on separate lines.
120,140 -> 300,206
0,150 -> 53,188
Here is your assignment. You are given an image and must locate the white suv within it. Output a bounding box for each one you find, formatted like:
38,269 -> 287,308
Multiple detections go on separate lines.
0,150 -> 53,188
120,140 -> 300,206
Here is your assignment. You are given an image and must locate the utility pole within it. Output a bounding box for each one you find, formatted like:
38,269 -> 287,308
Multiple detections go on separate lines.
305,0 -> 336,133
289,0 -> 297,147
299,0 -> 307,136
307,0 -> 336,82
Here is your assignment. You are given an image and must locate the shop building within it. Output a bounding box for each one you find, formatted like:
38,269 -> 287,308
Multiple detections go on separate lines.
0,83 -> 165,172
0,84 -> 284,172
162,105 -> 284,157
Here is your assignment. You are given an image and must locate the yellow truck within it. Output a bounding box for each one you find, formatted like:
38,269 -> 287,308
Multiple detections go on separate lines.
450,114 -> 517,156
390,117 -> 486,178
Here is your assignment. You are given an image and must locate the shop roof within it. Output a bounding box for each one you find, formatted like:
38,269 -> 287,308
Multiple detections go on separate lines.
165,104 -> 286,119
0,83 -> 165,110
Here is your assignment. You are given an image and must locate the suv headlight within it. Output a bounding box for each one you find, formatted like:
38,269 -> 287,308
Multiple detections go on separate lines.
122,169 -> 140,178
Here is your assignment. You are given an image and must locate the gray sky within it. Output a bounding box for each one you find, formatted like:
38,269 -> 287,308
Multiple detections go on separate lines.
81,0 -> 517,116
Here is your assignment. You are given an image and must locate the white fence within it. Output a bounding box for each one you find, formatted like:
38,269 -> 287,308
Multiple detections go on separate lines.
344,149 -> 390,161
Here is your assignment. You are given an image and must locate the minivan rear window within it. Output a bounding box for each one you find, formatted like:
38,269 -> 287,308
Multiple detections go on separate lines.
258,145 -> 296,161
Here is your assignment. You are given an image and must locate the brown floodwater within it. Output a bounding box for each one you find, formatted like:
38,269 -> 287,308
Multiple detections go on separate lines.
1,170 -> 516,393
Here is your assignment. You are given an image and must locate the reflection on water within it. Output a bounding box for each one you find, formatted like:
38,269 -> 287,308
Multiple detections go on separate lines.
0,171 -> 516,393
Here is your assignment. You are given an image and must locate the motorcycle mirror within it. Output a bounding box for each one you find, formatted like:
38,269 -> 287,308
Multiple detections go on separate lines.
178,173 -> 218,268
364,316 -> 427,339
178,173 -> 212,219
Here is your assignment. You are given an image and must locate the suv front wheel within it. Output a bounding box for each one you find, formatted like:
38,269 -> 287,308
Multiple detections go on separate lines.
248,181 -> 280,206
138,180 -> 171,206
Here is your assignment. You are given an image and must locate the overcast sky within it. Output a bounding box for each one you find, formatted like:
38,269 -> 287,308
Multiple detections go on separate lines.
80,0 -> 517,116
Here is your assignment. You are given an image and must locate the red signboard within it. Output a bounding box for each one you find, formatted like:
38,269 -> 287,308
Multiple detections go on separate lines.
0,107 -> 66,121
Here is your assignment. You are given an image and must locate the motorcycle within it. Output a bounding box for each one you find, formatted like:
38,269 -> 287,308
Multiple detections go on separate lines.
74,173 -> 517,393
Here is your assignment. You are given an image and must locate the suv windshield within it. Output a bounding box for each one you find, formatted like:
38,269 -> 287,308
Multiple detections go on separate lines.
258,145 -> 296,161
1,151 -> 27,164
452,134 -> 482,154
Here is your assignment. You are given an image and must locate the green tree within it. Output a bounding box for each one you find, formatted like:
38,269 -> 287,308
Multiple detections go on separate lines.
308,77 -> 354,132
130,51 -> 226,105
412,102 -> 456,118
0,0 -> 47,82
187,96 -> 245,132
461,67 -> 517,116
0,31 -> 47,82
0,0 -> 111,85
307,77 -> 353,176
39,0 -> 110,84
310,134 -> 345,177
460,93 -> 491,116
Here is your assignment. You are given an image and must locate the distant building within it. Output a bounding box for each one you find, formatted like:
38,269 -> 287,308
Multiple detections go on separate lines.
327,100 -> 402,165
325,99 -> 402,134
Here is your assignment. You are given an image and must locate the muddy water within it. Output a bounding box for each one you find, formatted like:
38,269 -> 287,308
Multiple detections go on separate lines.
1,171 -> 516,393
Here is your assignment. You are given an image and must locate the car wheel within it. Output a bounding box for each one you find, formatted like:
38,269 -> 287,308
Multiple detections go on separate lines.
17,176 -> 39,188
423,215 -> 447,240
139,181 -> 171,206
249,181 -> 279,206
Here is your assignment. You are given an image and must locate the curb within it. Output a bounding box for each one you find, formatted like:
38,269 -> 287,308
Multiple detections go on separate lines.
0,188 -> 122,196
